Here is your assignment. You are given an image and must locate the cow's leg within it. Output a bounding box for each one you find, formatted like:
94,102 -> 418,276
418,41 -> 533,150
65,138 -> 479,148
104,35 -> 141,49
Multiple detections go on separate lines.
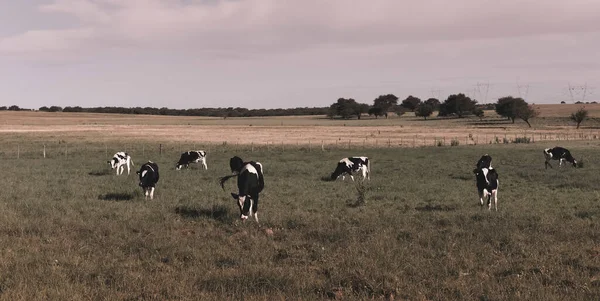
149,187 -> 155,200
493,189 -> 498,211
545,160 -> 551,169
559,159 -> 564,167
350,174 -> 355,181
361,167 -> 367,181
251,193 -> 259,223
202,159 -> 207,170
126,162 -> 131,175
478,190 -> 484,206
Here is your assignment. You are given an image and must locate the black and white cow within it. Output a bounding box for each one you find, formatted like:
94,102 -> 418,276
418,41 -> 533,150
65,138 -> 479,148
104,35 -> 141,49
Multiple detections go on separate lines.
476,154 -> 492,169
175,150 -> 207,170
137,161 -> 160,200
544,147 -> 578,169
220,157 -> 264,222
473,166 -> 499,211
107,152 -> 134,175
330,156 -> 370,181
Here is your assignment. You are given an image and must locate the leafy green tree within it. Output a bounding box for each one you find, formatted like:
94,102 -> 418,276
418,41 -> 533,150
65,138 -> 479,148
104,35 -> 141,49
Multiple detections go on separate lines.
415,103 -> 433,120
516,105 -> 539,128
439,93 -> 477,118
473,107 -> 484,120
368,107 -> 385,119
39,106 -> 50,112
495,96 -> 527,123
373,94 -> 399,118
329,98 -> 368,119
424,98 -> 440,110
401,95 -> 421,111
571,108 -> 588,129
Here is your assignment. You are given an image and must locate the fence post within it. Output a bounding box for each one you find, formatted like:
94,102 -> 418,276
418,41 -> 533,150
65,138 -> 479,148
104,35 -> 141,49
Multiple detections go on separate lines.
251,142 -> 254,152
321,140 -> 325,151
43,144 -> 46,158
159,144 -> 162,155
17,145 -> 20,159
348,139 -> 351,149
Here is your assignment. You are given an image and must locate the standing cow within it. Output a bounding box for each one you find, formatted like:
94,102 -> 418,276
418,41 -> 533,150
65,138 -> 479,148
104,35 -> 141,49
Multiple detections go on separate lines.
108,152 -> 134,175
473,166 -> 499,211
137,161 -> 160,200
220,156 -> 264,222
330,156 -> 371,181
175,150 -> 207,170
544,147 -> 578,169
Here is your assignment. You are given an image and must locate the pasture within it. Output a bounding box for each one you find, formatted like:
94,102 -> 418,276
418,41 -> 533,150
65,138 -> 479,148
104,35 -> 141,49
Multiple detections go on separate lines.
0,139 -> 599,300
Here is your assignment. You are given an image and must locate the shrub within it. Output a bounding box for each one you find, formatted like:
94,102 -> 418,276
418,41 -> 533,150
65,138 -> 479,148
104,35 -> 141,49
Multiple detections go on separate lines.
450,139 -> 460,146
513,137 -> 531,144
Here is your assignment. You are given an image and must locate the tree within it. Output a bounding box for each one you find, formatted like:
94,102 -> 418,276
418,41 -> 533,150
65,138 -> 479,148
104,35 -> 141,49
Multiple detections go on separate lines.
495,96 -> 527,123
414,104 -> 433,120
516,105 -> 539,128
424,98 -> 440,110
372,94 -> 399,118
329,98 -> 368,119
368,107 -> 385,119
8,105 -> 20,111
439,93 -> 477,118
401,95 -> 421,111
570,108 -> 588,129
473,107 -> 484,120
39,106 -> 50,112
48,106 -> 63,112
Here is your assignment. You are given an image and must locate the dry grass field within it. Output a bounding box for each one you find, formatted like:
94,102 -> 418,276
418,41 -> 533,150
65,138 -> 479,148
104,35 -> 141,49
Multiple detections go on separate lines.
1,104 -> 600,148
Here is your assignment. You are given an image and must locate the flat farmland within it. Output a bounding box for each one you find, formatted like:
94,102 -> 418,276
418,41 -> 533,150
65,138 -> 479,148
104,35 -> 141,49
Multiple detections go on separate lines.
2,105 -> 600,148
1,109 -> 600,300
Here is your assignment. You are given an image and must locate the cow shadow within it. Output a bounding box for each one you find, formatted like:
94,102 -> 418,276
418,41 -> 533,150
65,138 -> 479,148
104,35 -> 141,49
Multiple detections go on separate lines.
98,192 -> 135,201
415,204 -> 457,212
89,170 -> 111,176
320,175 -> 336,182
175,205 -> 232,223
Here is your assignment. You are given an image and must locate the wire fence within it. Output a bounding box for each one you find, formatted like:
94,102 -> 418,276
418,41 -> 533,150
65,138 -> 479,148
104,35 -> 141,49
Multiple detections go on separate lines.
1,130 -> 599,160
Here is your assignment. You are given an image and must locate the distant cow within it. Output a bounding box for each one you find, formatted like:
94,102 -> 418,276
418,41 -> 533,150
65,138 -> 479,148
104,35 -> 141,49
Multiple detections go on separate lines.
107,152 -> 134,175
176,150 -> 207,170
473,167 -> 499,211
220,156 -> 264,222
544,147 -> 577,169
137,161 -> 160,200
330,156 -> 371,181
476,154 -> 492,169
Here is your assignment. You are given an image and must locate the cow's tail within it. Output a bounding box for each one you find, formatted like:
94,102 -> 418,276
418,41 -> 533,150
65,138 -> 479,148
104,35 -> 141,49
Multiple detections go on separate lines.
219,174 -> 238,190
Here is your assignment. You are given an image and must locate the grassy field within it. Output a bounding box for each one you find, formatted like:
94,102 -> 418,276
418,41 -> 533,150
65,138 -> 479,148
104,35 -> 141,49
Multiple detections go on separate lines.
0,140 -> 599,300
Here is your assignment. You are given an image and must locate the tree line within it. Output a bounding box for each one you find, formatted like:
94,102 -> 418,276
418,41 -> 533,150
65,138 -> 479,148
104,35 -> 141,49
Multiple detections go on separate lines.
0,105 -> 330,117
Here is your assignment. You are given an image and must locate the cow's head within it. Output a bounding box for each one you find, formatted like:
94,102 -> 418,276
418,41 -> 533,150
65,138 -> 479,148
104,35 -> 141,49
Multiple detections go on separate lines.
108,158 -> 118,169
175,163 -> 182,170
231,193 -> 253,220
572,159 -> 578,167
230,156 -> 244,174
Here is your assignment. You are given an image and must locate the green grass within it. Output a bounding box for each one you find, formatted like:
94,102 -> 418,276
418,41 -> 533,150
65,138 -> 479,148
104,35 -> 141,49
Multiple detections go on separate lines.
0,142 -> 599,300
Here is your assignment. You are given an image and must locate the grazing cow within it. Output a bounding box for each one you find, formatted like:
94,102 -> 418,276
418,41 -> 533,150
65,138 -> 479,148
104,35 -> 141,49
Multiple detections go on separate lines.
220,157 -> 264,222
473,167 -> 499,211
137,161 -> 160,200
330,156 -> 371,181
176,150 -> 207,170
476,154 -> 492,169
544,147 -> 578,169
107,152 -> 134,175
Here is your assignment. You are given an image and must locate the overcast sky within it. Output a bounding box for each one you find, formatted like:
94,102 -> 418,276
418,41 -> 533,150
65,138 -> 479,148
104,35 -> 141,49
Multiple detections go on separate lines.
1,0 -> 599,109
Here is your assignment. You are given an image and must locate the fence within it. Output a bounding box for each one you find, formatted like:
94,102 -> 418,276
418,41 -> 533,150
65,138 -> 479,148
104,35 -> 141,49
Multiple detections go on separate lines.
1,131 -> 599,160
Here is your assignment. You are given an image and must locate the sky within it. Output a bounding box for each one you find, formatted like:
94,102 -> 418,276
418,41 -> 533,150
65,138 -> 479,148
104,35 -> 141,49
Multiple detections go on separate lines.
1,0 -> 599,110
